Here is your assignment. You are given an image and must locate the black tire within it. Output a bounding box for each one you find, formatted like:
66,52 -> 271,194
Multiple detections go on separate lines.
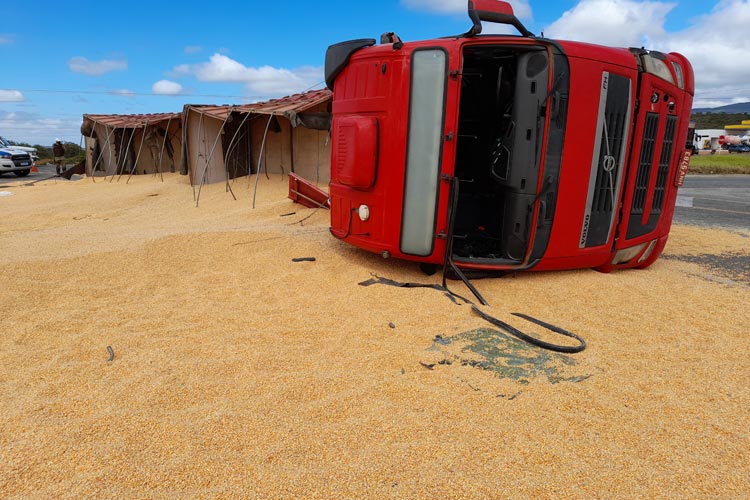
14,169 -> 31,177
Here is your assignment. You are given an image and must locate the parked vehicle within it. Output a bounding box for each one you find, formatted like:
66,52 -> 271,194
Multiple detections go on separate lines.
325,0 -> 694,280
0,147 -> 33,177
0,136 -> 38,161
727,144 -> 750,153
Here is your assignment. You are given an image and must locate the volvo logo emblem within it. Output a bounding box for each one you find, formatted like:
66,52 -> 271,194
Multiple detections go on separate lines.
602,155 -> 616,172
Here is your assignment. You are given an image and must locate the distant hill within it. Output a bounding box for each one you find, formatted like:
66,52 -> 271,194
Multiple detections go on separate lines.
690,111 -> 750,130
693,102 -> 750,113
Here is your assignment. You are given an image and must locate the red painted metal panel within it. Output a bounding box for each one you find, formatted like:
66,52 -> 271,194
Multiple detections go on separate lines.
288,173 -> 330,209
331,116 -> 379,189
327,24 -> 693,273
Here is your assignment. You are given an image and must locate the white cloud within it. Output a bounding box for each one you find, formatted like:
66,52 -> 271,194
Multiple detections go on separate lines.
545,0 -> 675,47
0,34 -> 13,44
68,57 -> 128,76
0,90 -> 25,102
0,111 -> 81,146
152,80 -> 183,95
112,89 -> 135,98
184,45 -> 202,54
173,53 -> 324,96
658,0 -> 750,90
545,0 -> 750,105
171,64 -> 191,77
401,0 -> 532,19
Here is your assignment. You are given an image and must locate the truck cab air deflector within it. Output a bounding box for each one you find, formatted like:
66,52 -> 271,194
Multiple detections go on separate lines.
325,39 -> 376,89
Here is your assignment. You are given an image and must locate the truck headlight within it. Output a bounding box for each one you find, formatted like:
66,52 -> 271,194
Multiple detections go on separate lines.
671,62 -> 684,89
642,54 -> 675,85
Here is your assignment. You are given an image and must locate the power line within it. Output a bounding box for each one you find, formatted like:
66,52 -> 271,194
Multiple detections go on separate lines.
2,88 -> 252,99
1,84 -> 327,100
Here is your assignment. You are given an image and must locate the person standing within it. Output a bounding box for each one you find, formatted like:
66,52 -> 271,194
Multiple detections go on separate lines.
52,139 -> 65,175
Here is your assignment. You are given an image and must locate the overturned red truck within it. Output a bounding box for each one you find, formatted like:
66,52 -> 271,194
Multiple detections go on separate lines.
325,0 -> 694,277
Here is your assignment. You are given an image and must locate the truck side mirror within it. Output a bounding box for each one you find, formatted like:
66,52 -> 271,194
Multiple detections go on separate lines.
465,0 -> 534,38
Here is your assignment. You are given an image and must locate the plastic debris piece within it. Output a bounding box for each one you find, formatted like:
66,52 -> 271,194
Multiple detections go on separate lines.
292,257 -> 316,262
434,335 -> 452,345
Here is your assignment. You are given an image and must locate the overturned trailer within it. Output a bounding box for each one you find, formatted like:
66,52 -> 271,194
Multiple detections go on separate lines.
326,0 -> 694,280
181,89 -> 332,187
81,113 -> 182,178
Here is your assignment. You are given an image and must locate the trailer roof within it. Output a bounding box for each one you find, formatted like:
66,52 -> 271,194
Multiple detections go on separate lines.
186,89 -> 331,120
82,112 -> 181,129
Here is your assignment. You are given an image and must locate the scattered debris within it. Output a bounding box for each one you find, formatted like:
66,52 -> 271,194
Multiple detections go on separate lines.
358,274 -> 471,305
288,173 -> 331,209
436,327 -> 590,385
433,335 -> 451,346
231,236 -> 284,247
400,368 -> 405,375
472,306 -> 586,354
444,293 -> 460,305
280,212 -> 297,217
106,346 -> 115,362
0,191 -> 13,197
497,392 -> 522,400
419,361 -> 435,370
388,322 -> 396,329
60,161 -> 85,180
292,257 -> 316,262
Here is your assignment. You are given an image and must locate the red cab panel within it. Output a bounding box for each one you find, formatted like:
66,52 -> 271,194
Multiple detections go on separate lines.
332,116 -> 379,189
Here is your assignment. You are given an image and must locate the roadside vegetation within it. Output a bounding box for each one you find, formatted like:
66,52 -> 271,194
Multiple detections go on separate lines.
691,112 -> 750,129
689,153 -> 750,174
6,138 -> 86,166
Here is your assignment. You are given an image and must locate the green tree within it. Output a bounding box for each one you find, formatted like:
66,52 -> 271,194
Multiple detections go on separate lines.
33,145 -> 52,160
62,141 -> 85,164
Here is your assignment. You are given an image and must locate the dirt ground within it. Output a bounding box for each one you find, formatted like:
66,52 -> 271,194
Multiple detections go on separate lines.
1,173 -> 748,499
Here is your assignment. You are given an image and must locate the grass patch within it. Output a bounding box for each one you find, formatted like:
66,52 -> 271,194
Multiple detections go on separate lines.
689,153 -> 750,174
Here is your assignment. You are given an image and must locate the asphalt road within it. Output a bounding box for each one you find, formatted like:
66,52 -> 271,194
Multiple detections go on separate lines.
674,175 -> 750,231
0,164 -> 69,188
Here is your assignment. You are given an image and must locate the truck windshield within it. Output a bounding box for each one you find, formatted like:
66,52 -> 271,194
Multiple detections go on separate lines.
400,48 -> 447,256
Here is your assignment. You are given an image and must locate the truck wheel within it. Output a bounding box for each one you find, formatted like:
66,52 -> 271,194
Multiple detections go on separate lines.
14,169 -> 31,177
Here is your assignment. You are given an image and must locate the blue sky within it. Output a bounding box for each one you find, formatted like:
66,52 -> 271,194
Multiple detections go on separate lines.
2,0 -> 749,145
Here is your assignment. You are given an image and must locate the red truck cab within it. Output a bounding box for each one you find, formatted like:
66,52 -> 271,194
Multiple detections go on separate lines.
326,0 -> 694,276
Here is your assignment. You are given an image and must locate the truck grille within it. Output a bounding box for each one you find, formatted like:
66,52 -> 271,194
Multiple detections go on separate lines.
580,72 -> 632,248
651,115 -> 677,213
631,113 -> 659,214
590,102 -> 629,214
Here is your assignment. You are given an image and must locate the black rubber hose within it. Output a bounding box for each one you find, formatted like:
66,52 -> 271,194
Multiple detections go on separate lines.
472,306 -> 586,353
